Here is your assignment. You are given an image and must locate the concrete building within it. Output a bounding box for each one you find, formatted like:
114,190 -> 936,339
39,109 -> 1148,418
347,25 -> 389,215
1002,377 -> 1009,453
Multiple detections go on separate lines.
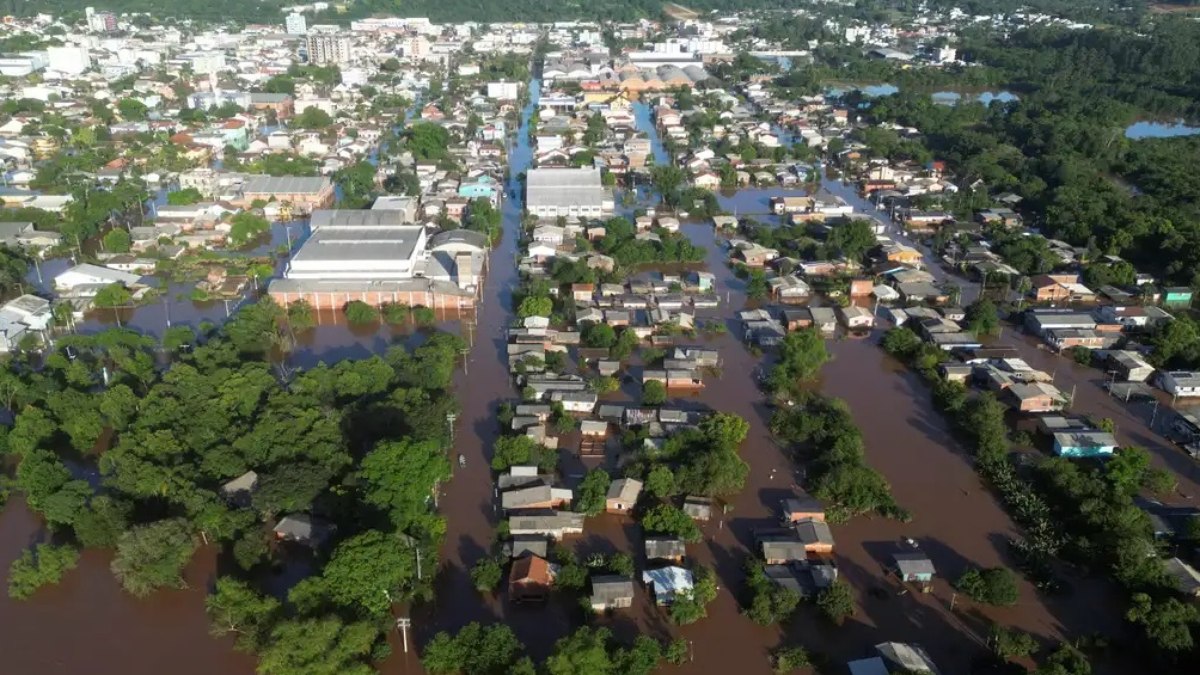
525,167 -> 612,219
238,176 -> 334,213
487,81 -> 520,100
268,211 -> 484,310
285,12 -> 308,35
306,33 -> 353,66
47,46 -> 91,75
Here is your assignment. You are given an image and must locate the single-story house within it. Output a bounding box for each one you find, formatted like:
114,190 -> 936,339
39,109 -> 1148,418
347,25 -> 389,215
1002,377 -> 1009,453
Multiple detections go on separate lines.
645,537 -> 686,563
510,554 -> 555,602
590,575 -> 635,610
1052,430 -> 1118,458
642,566 -> 694,606
892,551 -> 936,583
606,478 -> 643,513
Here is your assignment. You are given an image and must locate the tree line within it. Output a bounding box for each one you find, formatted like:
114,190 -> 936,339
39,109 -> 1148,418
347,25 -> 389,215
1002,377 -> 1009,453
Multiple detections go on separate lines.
1,298 -> 468,673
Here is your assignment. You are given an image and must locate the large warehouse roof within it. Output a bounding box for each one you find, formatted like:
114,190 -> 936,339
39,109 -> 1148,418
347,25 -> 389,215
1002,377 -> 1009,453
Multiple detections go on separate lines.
526,168 -> 607,209
310,209 -> 411,229
242,176 -> 331,195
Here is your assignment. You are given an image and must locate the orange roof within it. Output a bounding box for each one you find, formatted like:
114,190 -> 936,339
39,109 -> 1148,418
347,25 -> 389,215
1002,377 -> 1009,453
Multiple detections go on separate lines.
509,554 -> 552,585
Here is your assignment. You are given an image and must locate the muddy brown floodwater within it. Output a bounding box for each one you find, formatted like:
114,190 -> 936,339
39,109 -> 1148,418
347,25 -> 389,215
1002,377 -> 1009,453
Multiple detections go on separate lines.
0,499 -> 255,674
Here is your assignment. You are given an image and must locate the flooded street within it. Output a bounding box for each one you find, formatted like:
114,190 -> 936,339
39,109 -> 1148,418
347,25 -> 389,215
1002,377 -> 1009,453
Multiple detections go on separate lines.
0,72 -> 1172,675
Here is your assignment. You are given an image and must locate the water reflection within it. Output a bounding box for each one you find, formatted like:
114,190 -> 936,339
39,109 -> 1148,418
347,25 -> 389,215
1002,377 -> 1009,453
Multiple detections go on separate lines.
1124,120 -> 1200,139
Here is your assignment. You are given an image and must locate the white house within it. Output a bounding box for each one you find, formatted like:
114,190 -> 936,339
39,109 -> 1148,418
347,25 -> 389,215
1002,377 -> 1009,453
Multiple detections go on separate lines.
1159,371 -> 1200,398
54,263 -> 141,296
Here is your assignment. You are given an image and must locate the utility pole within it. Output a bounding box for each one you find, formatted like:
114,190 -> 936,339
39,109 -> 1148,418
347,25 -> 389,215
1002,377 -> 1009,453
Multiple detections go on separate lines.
396,618 -> 412,654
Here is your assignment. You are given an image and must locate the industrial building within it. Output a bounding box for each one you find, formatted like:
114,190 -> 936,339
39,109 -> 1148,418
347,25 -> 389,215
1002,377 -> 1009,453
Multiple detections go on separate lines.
268,210 -> 486,310
525,167 -> 612,219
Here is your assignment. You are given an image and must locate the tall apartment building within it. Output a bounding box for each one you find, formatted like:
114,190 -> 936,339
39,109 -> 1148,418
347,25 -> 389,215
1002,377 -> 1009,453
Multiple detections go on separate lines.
305,33 -> 352,66
85,7 -> 117,32
285,12 -> 308,35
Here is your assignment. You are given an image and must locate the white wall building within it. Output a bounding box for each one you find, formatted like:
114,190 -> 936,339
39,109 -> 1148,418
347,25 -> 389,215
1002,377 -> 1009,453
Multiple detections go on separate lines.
285,12 -> 308,35
526,168 -> 613,219
306,33 -> 353,65
486,81 -> 520,100
47,46 -> 92,75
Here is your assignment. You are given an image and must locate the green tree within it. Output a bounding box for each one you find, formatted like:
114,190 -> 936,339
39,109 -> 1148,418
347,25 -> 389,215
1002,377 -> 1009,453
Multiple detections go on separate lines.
665,639 -> 688,665
359,439 -> 450,529
343,300 -> 380,325
575,468 -> 611,516
205,577 -> 281,652
582,322 -> 616,348
7,543 -> 79,600
641,504 -> 700,542
642,380 -> 667,406
767,328 -> 829,395
645,465 -> 676,498
93,283 -> 133,308
102,228 -> 132,253
1126,592 -> 1199,653
881,326 -> 922,359
826,219 -> 876,262
771,645 -> 810,673
167,188 -> 204,205
650,165 -> 687,208
470,557 -> 503,593
228,212 -> 270,246
117,98 -> 148,121
257,618 -> 379,675
745,268 -> 768,299
990,624 -> 1038,661
319,530 -> 419,616
965,298 -> 1000,336
669,566 -> 717,625
816,579 -> 855,625
111,518 -> 197,597
293,107 -> 333,129
422,622 -> 526,675
545,626 -> 615,675
517,295 -> 553,318
73,495 -> 132,548
956,567 -> 1019,606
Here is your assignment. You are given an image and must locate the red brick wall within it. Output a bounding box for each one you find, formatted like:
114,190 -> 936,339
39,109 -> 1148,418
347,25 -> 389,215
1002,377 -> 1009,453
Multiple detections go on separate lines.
270,288 -> 475,310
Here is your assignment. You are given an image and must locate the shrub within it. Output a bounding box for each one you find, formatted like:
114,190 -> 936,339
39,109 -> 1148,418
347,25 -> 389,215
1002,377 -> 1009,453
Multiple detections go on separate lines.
343,300 -> 379,325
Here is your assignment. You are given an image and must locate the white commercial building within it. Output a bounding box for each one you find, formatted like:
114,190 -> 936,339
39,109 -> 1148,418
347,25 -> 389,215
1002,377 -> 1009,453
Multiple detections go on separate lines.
47,46 -> 91,75
285,12 -> 308,34
286,211 -> 429,281
486,81 -> 520,100
0,52 -> 48,77
526,168 -> 613,219
269,210 -> 486,309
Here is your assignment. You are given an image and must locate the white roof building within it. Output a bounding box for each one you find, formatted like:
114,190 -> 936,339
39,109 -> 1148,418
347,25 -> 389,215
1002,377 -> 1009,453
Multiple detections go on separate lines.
54,263 -> 141,293
525,168 -> 613,219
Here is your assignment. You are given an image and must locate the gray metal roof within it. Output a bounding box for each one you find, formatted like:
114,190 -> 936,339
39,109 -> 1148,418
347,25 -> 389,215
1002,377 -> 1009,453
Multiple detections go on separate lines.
428,228 -> 488,251
243,175 -> 330,195
289,225 -> 424,264
310,209 -> 411,229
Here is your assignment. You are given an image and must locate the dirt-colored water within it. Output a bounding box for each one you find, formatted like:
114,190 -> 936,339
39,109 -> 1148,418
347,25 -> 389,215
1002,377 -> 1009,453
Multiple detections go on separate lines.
0,72 -> 1160,675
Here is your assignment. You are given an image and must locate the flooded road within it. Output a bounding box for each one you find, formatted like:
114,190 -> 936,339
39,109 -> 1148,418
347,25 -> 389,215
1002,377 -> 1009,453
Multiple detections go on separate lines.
396,76 -> 559,669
